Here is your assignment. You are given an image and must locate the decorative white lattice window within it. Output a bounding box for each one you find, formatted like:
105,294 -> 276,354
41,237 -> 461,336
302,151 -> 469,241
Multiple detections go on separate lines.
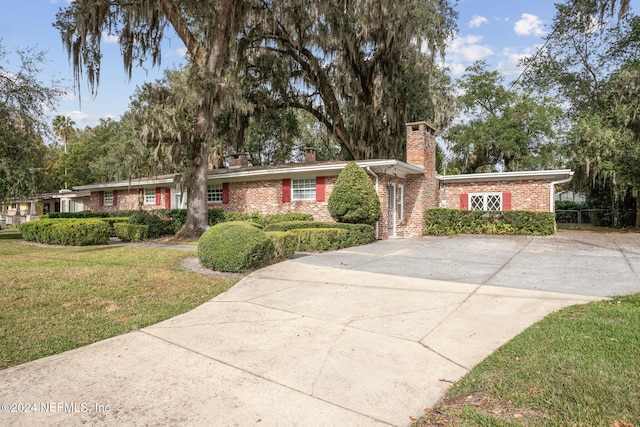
470,193 -> 502,211
207,184 -> 223,203
292,179 -> 316,200
104,191 -> 113,206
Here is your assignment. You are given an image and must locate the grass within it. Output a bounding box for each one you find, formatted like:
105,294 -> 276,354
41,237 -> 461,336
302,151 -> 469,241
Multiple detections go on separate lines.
0,240 -> 235,370
0,229 -> 22,239
414,295 -> 640,427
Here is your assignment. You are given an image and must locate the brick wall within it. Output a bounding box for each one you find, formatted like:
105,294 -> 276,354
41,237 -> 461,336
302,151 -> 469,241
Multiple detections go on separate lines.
440,180 -> 552,212
89,188 -> 171,213
213,177 -> 337,222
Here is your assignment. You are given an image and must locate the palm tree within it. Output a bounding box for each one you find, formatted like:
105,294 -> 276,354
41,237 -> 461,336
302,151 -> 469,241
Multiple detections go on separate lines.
52,115 -> 75,188
53,115 -> 75,152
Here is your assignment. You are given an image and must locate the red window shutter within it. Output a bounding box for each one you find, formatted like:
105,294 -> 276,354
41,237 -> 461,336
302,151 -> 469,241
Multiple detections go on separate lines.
155,187 -> 161,205
502,192 -> 512,211
460,193 -> 469,210
113,190 -> 118,207
282,179 -> 291,203
222,183 -> 230,204
99,191 -> 104,207
316,176 -> 325,202
165,188 -> 171,209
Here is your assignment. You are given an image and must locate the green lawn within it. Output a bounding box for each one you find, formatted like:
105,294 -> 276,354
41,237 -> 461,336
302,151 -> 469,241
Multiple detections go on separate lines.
0,239 -> 235,370
414,295 -> 640,427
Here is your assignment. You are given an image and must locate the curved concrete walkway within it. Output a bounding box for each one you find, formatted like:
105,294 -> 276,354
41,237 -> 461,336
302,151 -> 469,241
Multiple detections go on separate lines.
1,231 -> 638,426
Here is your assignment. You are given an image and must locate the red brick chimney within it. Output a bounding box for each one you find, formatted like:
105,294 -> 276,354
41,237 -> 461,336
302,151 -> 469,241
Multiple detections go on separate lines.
303,147 -> 317,163
406,121 -> 436,172
404,121 -> 439,236
228,153 -> 249,169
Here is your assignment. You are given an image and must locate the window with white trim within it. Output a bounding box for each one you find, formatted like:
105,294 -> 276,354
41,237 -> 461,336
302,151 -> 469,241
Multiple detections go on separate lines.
144,188 -> 155,205
396,185 -> 404,221
104,190 -> 113,206
207,184 -> 223,203
470,193 -> 502,211
292,179 -> 316,200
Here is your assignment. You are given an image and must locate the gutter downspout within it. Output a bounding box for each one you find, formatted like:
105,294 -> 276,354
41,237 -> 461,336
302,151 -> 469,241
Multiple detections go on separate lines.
550,174 -> 574,212
366,167 -> 380,239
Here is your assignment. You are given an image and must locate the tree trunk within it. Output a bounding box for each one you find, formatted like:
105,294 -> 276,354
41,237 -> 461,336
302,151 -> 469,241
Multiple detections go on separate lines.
636,194 -> 640,228
176,140 -> 209,239
176,105 -> 211,239
168,0 -> 238,240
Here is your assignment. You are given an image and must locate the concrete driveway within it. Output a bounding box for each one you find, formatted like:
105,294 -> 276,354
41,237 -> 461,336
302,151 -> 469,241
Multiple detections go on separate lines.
295,231 -> 640,297
1,231 -> 638,426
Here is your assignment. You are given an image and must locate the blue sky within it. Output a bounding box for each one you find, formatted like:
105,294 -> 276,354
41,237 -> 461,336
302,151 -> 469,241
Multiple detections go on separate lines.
1,0 -> 637,128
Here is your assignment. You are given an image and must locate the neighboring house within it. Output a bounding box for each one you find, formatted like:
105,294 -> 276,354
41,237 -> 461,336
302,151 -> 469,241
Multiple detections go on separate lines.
555,190 -> 586,203
73,121 -> 573,239
0,190 -> 91,226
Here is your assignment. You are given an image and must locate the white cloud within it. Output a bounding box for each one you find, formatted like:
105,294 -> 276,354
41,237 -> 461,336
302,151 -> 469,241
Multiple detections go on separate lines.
448,63 -> 467,77
448,35 -> 493,62
444,34 -> 493,75
64,110 -> 91,123
514,13 -> 546,37
176,47 -> 188,58
101,31 -> 119,44
497,46 -> 538,77
469,15 -> 488,29
99,113 -> 119,122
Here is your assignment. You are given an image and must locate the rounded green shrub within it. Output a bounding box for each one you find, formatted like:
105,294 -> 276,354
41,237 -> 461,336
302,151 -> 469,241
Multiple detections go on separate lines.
198,221 -> 275,272
328,161 -> 381,224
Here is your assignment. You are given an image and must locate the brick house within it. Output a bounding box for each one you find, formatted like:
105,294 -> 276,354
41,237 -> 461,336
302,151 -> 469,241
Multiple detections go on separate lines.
72,121 -> 573,239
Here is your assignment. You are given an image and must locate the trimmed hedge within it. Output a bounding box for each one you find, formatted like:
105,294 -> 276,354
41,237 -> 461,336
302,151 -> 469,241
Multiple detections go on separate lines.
128,210 -> 175,238
264,221 -> 377,249
160,208 -> 313,229
287,228 -> 349,251
198,221 -> 275,272
114,223 -> 149,242
20,219 -> 111,245
256,213 -> 314,227
41,216 -> 129,237
266,231 -> 298,258
43,209 -> 313,237
101,217 -> 130,237
424,208 -> 556,236
44,211 -> 137,219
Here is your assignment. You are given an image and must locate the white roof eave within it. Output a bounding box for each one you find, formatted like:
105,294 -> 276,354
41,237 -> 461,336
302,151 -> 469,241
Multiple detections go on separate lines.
437,169 -> 574,183
207,160 -> 426,181
72,177 -> 176,191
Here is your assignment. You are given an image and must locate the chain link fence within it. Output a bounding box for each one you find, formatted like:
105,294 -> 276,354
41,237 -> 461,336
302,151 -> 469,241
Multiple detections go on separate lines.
556,209 -> 636,228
